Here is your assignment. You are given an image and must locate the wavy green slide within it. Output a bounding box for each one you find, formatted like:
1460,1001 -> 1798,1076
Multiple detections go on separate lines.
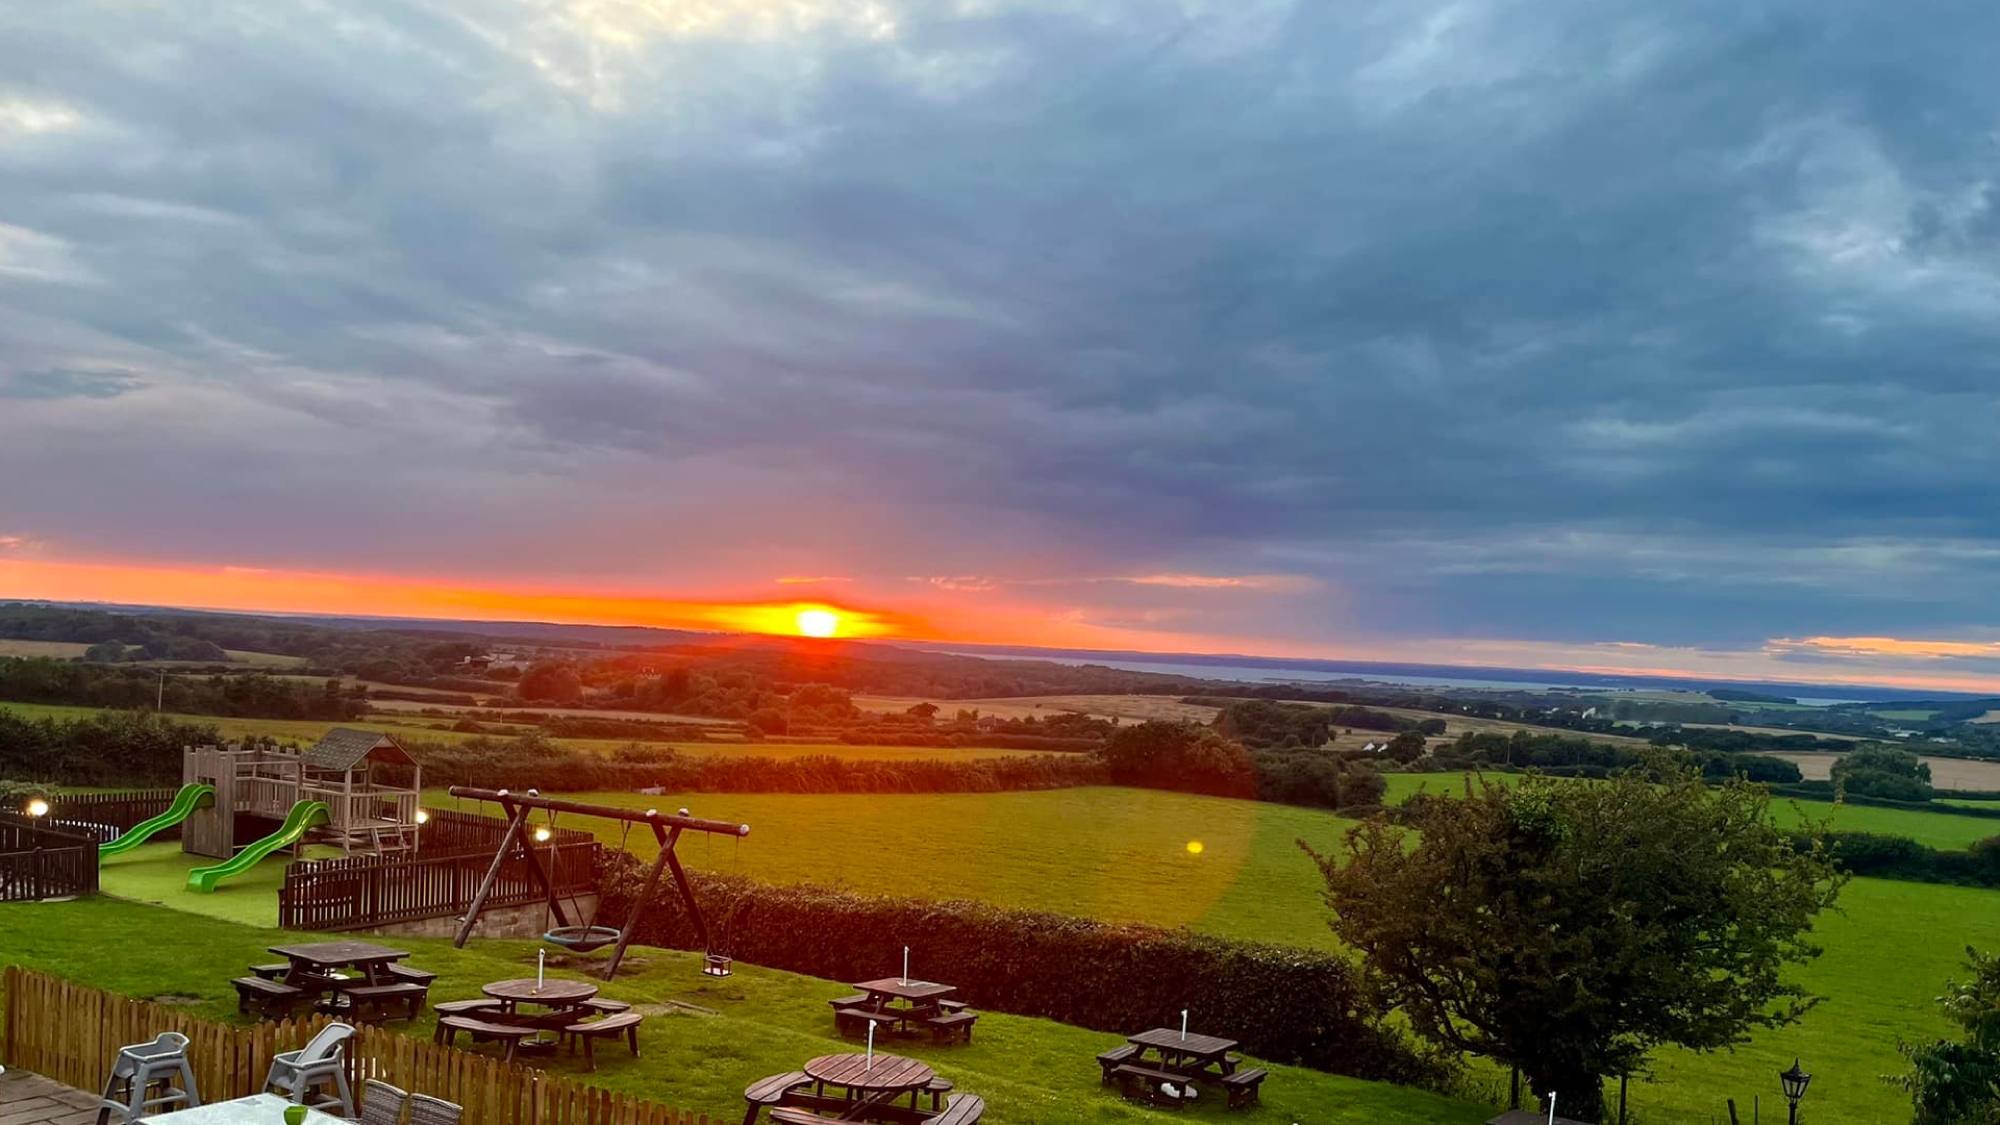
185,800 -> 330,893
98,783 -> 215,859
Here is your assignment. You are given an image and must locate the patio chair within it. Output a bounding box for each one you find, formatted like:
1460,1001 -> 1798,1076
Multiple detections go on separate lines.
96,1031 -> 200,1124
408,1093 -> 465,1125
263,1022 -> 357,1116
359,1078 -> 410,1125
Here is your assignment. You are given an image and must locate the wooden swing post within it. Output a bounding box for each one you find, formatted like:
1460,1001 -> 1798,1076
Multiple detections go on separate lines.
447,786 -> 750,979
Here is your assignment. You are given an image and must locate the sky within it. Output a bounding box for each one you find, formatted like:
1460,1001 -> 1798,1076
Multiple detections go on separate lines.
5,0 -> 2000,691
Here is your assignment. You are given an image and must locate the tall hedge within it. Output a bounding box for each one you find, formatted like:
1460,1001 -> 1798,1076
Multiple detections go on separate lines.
597,859 -> 1444,1087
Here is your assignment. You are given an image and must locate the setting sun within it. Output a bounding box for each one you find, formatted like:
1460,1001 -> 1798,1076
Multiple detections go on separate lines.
796,608 -> 841,637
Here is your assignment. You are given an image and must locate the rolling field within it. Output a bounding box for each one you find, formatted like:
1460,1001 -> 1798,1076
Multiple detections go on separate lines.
1383,771 -> 2000,848
433,786 -> 1352,948
1773,750 -> 2000,793
0,639 -> 91,658
0,702 -> 1037,762
0,639 -> 302,666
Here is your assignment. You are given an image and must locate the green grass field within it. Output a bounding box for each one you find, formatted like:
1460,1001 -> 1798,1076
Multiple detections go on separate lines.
0,702 -> 1037,763
1383,771 -> 2000,848
430,787 -> 1351,948
0,896 -> 1485,1125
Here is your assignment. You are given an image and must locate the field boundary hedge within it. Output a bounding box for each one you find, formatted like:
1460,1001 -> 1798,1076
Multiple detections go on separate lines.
596,860 -> 1446,1088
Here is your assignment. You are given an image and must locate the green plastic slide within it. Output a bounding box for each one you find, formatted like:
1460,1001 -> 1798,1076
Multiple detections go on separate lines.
185,800 -> 330,893
98,783 -> 215,859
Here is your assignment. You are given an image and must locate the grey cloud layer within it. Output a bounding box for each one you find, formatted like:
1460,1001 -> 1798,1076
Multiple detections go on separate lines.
4,0 -> 2000,647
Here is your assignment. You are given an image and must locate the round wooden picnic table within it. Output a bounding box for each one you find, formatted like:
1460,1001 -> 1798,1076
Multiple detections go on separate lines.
483,978 -> 598,1009
481,978 -> 598,1055
804,1053 -> 936,1096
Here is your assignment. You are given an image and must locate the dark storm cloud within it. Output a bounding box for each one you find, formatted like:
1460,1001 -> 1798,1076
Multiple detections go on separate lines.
5,0 -> 2000,651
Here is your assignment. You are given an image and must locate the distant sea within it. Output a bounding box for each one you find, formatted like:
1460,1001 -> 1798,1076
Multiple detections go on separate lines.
933,652 -> 1608,693
931,650 -> 1871,705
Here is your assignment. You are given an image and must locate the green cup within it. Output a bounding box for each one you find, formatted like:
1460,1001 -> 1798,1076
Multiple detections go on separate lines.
284,1104 -> 309,1125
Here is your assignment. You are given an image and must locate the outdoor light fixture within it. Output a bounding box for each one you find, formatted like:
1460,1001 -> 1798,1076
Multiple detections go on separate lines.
413,809 -> 430,825
1779,1059 -> 1811,1125
25,798 -> 49,818
534,826 -> 552,842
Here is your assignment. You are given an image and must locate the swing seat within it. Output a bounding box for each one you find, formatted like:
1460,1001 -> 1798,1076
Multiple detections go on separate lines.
544,925 -> 623,953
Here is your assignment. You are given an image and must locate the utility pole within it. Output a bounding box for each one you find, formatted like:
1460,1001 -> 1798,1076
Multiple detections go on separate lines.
157,669 -> 165,712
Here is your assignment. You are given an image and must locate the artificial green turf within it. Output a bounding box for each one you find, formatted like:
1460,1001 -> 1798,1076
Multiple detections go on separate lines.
0,896 -> 1486,1125
97,841 -> 343,927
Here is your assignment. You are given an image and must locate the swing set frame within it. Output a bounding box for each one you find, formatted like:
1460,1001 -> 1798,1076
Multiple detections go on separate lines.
448,786 -> 750,981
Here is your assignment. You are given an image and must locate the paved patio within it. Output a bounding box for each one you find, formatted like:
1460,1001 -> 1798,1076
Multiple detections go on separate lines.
0,1069 -> 99,1125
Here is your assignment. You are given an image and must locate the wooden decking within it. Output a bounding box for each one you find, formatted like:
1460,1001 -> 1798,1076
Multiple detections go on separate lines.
0,1068 -> 100,1125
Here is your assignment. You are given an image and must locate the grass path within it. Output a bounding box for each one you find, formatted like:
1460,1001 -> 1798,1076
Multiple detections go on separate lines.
0,897 -> 1486,1125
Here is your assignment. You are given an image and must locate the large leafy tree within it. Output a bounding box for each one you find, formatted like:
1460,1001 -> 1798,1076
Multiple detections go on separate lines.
1305,761 -> 1843,1122
1892,949 -> 2000,1124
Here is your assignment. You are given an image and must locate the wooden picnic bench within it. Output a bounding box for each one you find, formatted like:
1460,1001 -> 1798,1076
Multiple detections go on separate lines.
435,1015 -> 539,1062
834,1008 -> 903,1038
385,963 -> 439,987
562,1011 -> 644,1072
582,997 -> 632,1015
1096,1044 -> 1138,1082
433,997 -> 505,1016
925,1012 -> 977,1044
1221,1068 -> 1267,1108
743,1071 -> 812,1125
249,963 -> 292,980
1112,1063 -> 1197,1109
932,1094 -> 985,1125
342,982 -> 429,1023
232,976 -> 306,1019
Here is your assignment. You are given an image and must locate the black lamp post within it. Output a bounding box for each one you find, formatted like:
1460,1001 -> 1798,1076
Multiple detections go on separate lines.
1779,1059 -> 1812,1125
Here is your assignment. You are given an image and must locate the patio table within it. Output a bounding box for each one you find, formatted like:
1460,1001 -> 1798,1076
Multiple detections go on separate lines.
147,1093 -> 345,1122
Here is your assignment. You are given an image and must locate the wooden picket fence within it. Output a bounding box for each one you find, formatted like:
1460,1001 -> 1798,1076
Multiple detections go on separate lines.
1,968 -> 712,1125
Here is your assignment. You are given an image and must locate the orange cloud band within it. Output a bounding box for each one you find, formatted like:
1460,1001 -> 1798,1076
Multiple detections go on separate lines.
0,557 -> 907,639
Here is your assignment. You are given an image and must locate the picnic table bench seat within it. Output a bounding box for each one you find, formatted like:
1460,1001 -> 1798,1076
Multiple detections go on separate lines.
433,997 -> 505,1016
342,982 -> 429,1023
925,1011 -> 977,1043
932,1094 -> 985,1125
767,1109 -> 828,1125
1221,1068 -> 1267,1108
233,976 -> 305,1018
562,1011 -> 644,1072
743,1071 -> 812,1125
1113,1063 -> 1198,1109
385,963 -> 439,986
582,997 -> 632,1015
834,1008 -> 903,1037
924,1077 -> 953,1109
434,1016 -> 538,1062
250,963 -> 293,980
1096,1043 -> 1139,1082
829,994 -> 874,1010
936,999 -> 968,1014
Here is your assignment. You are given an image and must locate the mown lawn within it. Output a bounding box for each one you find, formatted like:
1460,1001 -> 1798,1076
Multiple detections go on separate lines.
428,787 -> 1356,950
0,896 -> 1487,1125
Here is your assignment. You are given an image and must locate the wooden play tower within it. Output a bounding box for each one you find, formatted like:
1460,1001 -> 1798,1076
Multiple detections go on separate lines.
183,728 -> 425,859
